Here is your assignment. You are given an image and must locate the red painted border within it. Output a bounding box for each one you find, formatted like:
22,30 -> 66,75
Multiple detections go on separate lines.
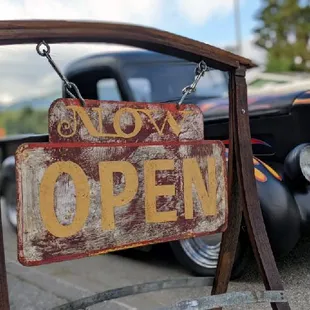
17,139 -> 224,151
48,97 -> 204,111
16,139 -> 228,266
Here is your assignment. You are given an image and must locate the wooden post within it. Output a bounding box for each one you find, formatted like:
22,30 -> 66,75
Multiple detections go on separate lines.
211,65 -> 243,297
0,201 -> 10,310
0,20 -> 291,310
211,66 -> 290,310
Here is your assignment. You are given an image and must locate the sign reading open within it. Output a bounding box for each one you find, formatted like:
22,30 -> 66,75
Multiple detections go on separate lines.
16,99 -> 228,266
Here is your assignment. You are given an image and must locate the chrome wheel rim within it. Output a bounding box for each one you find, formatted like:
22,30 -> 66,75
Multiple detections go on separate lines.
8,205 -> 17,228
3,198 -> 17,228
179,233 -> 222,269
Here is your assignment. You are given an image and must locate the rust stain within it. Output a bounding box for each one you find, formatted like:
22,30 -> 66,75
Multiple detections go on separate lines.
16,99 -> 228,266
16,141 -> 227,266
48,99 -> 204,143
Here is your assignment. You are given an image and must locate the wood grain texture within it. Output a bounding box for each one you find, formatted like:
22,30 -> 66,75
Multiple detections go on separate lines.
48,99 -> 204,143
16,141 -> 228,266
211,68 -> 291,310
211,71 -> 243,301
234,69 -> 290,310
0,201 -> 10,310
0,20 -> 256,71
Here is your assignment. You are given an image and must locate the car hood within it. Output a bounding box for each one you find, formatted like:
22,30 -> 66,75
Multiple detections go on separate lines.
196,90 -> 310,121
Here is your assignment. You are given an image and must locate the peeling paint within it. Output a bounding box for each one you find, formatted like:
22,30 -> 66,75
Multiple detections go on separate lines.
16,99 -> 228,266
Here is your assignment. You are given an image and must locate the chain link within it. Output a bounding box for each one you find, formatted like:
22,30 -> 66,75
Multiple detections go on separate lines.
178,60 -> 209,106
36,41 -> 208,108
36,41 -> 86,106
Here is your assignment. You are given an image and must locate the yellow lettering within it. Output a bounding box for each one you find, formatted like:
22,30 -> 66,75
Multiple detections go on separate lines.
92,107 -> 104,134
144,159 -> 177,222
39,161 -> 90,237
100,161 -> 138,230
138,109 -> 192,136
65,106 -> 112,137
113,108 -> 143,138
57,109 -> 77,138
183,157 -> 217,218
58,106 -> 194,139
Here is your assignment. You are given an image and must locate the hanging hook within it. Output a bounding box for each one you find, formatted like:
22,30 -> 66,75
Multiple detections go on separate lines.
36,41 -> 86,107
178,60 -> 209,106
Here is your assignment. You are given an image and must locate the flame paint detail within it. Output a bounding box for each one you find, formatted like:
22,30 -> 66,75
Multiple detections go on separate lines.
222,138 -> 272,148
257,158 -> 282,181
224,151 -> 281,183
253,158 -> 259,166
254,168 -> 267,183
293,98 -> 310,105
250,138 -> 272,147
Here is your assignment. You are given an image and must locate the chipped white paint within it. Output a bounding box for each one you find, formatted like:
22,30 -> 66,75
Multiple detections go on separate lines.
16,141 -> 227,266
16,99 -> 227,266
48,99 -> 204,143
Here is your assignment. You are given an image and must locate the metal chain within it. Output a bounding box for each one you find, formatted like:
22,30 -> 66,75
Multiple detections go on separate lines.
36,41 -> 86,106
178,60 -> 209,106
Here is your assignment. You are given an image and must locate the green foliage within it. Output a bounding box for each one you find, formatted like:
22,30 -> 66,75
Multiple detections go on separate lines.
0,107 -> 48,135
253,0 -> 310,72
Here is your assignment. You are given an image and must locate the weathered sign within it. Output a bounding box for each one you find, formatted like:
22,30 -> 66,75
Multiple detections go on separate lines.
48,99 -> 205,143
16,99 -> 228,266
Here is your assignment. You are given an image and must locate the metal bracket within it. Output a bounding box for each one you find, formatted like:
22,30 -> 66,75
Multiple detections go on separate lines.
160,290 -> 287,310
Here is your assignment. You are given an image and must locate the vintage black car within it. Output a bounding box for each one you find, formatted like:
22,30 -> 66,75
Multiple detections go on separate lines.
1,50 -> 310,278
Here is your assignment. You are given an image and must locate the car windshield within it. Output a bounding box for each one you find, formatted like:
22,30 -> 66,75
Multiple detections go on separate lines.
122,61 -> 228,103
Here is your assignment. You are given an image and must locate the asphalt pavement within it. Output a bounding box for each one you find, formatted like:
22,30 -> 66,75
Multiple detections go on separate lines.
2,204 -> 310,310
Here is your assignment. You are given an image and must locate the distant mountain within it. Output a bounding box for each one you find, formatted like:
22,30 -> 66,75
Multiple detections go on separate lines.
3,91 -> 62,112
2,82 -> 150,112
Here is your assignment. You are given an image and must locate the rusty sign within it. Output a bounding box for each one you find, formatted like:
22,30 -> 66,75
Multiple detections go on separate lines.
48,99 -> 205,143
16,99 -> 228,266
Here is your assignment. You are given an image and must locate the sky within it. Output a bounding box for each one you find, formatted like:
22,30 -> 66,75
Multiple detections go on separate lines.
0,0 -> 265,104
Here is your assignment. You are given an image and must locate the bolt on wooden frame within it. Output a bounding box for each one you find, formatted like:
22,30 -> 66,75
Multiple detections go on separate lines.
0,20 -> 290,310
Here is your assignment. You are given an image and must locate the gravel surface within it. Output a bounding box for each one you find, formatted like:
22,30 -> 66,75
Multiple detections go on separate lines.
224,236 -> 310,310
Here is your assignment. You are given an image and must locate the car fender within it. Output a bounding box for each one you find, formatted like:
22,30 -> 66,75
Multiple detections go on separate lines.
224,149 -> 301,258
252,158 -> 301,257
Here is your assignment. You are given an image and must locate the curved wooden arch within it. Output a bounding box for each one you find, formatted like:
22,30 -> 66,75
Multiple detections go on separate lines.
0,20 -> 255,71
0,19 -> 291,310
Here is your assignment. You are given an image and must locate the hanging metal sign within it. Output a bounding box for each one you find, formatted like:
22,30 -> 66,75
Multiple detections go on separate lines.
0,20 -> 289,310
16,98 -> 228,266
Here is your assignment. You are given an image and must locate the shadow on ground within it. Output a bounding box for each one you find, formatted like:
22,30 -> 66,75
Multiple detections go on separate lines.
110,242 -> 191,274
112,234 -> 310,283
234,235 -> 310,284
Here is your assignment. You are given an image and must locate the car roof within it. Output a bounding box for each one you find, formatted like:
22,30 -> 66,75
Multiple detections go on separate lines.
64,50 -> 189,76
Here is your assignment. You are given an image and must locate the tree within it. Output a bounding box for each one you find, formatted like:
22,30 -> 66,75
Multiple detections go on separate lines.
2,107 -> 48,135
253,0 -> 310,72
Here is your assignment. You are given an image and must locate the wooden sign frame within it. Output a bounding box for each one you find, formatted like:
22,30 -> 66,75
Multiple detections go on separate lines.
0,20 -> 290,310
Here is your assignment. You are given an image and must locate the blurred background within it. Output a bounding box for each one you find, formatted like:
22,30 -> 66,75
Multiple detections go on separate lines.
0,0 -> 309,137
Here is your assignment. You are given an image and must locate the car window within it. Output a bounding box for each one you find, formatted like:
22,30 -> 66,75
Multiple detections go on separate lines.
97,78 -> 122,101
195,70 -> 228,98
123,62 -> 228,102
128,77 -> 152,102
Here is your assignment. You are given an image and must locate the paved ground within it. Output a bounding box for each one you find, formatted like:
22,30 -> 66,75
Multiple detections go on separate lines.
2,204 -> 310,309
